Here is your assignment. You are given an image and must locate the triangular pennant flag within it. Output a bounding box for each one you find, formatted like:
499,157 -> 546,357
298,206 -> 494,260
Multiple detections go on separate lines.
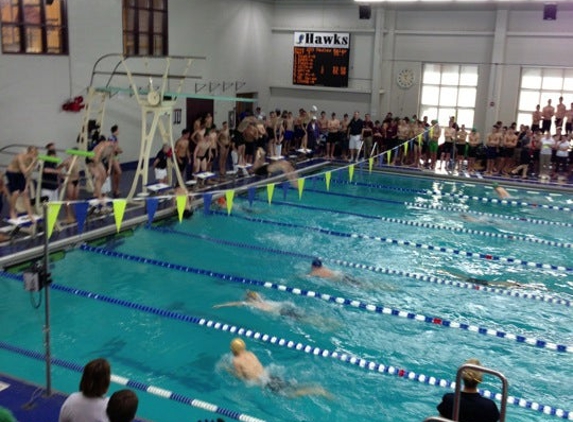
378,154 -> 383,167
417,133 -> 423,146
267,183 -> 275,204
247,187 -> 256,207
368,157 -> 374,173
46,202 -> 62,239
358,160 -> 364,174
225,190 -> 234,215
297,178 -> 305,200
386,150 -> 391,164
403,141 -> 408,156
176,195 -> 186,222
112,199 -> 126,233
325,171 -> 331,191
203,193 -> 213,216
74,202 -> 89,234
146,198 -> 159,225
348,164 -> 355,182
282,182 -> 289,200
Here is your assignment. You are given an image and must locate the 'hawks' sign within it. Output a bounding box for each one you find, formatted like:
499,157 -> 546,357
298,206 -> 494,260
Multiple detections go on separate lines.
293,32 -> 350,49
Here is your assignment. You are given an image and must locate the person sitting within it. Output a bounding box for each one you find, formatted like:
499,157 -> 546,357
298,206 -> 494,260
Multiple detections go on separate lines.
228,338 -> 331,398
106,389 -> 139,422
437,358 -> 500,422
58,358 -> 111,422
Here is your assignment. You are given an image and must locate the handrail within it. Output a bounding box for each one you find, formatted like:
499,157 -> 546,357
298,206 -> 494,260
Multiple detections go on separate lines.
453,363 -> 508,422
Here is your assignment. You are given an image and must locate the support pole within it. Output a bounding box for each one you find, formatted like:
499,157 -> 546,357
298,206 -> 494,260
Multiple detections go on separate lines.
42,203 -> 52,396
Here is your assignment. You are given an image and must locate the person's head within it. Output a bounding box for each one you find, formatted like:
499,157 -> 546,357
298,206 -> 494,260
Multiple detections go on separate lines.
27,146 -> 39,157
311,258 -> 322,268
45,142 -> 56,153
111,125 -> 118,135
79,358 -> 111,398
230,338 -> 246,356
245,290 -> 262,302
106,389 -> 139,422
461,358 -> 483,389
353,111 -> 360,119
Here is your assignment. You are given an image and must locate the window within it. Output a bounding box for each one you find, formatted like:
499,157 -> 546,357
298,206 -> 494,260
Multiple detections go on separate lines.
1,0 -> 68,54
123,0 -> 167,56
419,64 -> 479,130
516,67 -> 573,128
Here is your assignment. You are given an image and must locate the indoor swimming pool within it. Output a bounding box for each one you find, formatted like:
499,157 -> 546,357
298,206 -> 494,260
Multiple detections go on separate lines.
0,170 -> 571,422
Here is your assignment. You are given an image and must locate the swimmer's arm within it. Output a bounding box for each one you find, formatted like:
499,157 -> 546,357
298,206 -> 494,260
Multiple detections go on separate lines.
212,301 -> 246,309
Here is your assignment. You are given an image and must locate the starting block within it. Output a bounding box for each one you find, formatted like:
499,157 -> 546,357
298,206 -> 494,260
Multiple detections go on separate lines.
297,148 -> 313,154
146,182 -> 171,193
195,172 -> 216,180
3,214 -> 43,237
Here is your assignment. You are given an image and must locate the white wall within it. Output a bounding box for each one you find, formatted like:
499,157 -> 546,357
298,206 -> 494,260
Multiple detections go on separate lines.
1,1 -> 572,164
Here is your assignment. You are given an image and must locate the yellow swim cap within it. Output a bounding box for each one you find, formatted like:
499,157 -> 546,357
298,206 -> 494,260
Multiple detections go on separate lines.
230,338 -> 246,355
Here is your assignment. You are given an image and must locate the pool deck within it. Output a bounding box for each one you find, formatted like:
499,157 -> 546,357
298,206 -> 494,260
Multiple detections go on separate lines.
0,157 -> 571,421
0,373 -> 150,422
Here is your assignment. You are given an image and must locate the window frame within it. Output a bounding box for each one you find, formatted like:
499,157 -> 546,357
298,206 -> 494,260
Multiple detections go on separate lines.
1,0 -> 69,55
419,63 -> 479,130
516,67 -> 573,129
122,0 -> 168,57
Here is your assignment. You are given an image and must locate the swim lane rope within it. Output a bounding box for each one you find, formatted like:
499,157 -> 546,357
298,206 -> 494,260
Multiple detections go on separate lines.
245,196 -> 573,250
146,226 -> 572,307
209,211 -> 573,273
311,176 -> 573,213
404,202 -> 573,228
1,272 -> 570,420
75,246 -> 573,354
0,301 -> 264,422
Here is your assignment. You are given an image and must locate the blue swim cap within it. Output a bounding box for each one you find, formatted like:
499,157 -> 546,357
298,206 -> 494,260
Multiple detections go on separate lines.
312,258 -> 322,268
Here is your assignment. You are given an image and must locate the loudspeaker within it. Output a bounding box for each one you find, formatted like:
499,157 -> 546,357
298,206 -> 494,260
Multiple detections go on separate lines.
359,5 -> 371,20
543,3 -> 557,20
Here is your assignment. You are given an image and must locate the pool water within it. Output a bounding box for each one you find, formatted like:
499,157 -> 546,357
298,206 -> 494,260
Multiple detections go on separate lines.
1,171 -> 572,422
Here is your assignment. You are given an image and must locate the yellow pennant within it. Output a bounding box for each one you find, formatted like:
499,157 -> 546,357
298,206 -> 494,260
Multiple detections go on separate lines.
386,150 -> 391,163
225,190 -> 235,215
267,183 -> 275,204
368,157 -> 374,173
417,133 -> 423,146
113,199 -> 127,232
404,141 -> 409,156
46,202 -> 62,239
298,178 -> 305,200
176,195 -> 186,222
325,171 -> 331,191
349,164 -> 355,182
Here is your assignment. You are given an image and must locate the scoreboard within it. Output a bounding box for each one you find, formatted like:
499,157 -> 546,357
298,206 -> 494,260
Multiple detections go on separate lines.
292,32 -> 350,88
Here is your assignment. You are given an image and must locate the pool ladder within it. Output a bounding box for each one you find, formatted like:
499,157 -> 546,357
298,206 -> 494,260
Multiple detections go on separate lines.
424,362 -> 508,422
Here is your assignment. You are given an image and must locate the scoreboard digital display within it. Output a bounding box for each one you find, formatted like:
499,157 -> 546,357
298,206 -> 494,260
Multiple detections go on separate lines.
292,32 -> 350,88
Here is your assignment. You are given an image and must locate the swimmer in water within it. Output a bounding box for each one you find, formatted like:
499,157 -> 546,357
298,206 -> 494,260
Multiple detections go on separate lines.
213,290 -> 303,319
309,259 -> 360,285
492,182 -> 510,199
229,338 -> 331,398
437,269 -> 533,290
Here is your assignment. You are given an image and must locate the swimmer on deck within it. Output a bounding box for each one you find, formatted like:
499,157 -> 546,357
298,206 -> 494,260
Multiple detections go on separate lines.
229,338 -> 331,398
213,290 -> 303,319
